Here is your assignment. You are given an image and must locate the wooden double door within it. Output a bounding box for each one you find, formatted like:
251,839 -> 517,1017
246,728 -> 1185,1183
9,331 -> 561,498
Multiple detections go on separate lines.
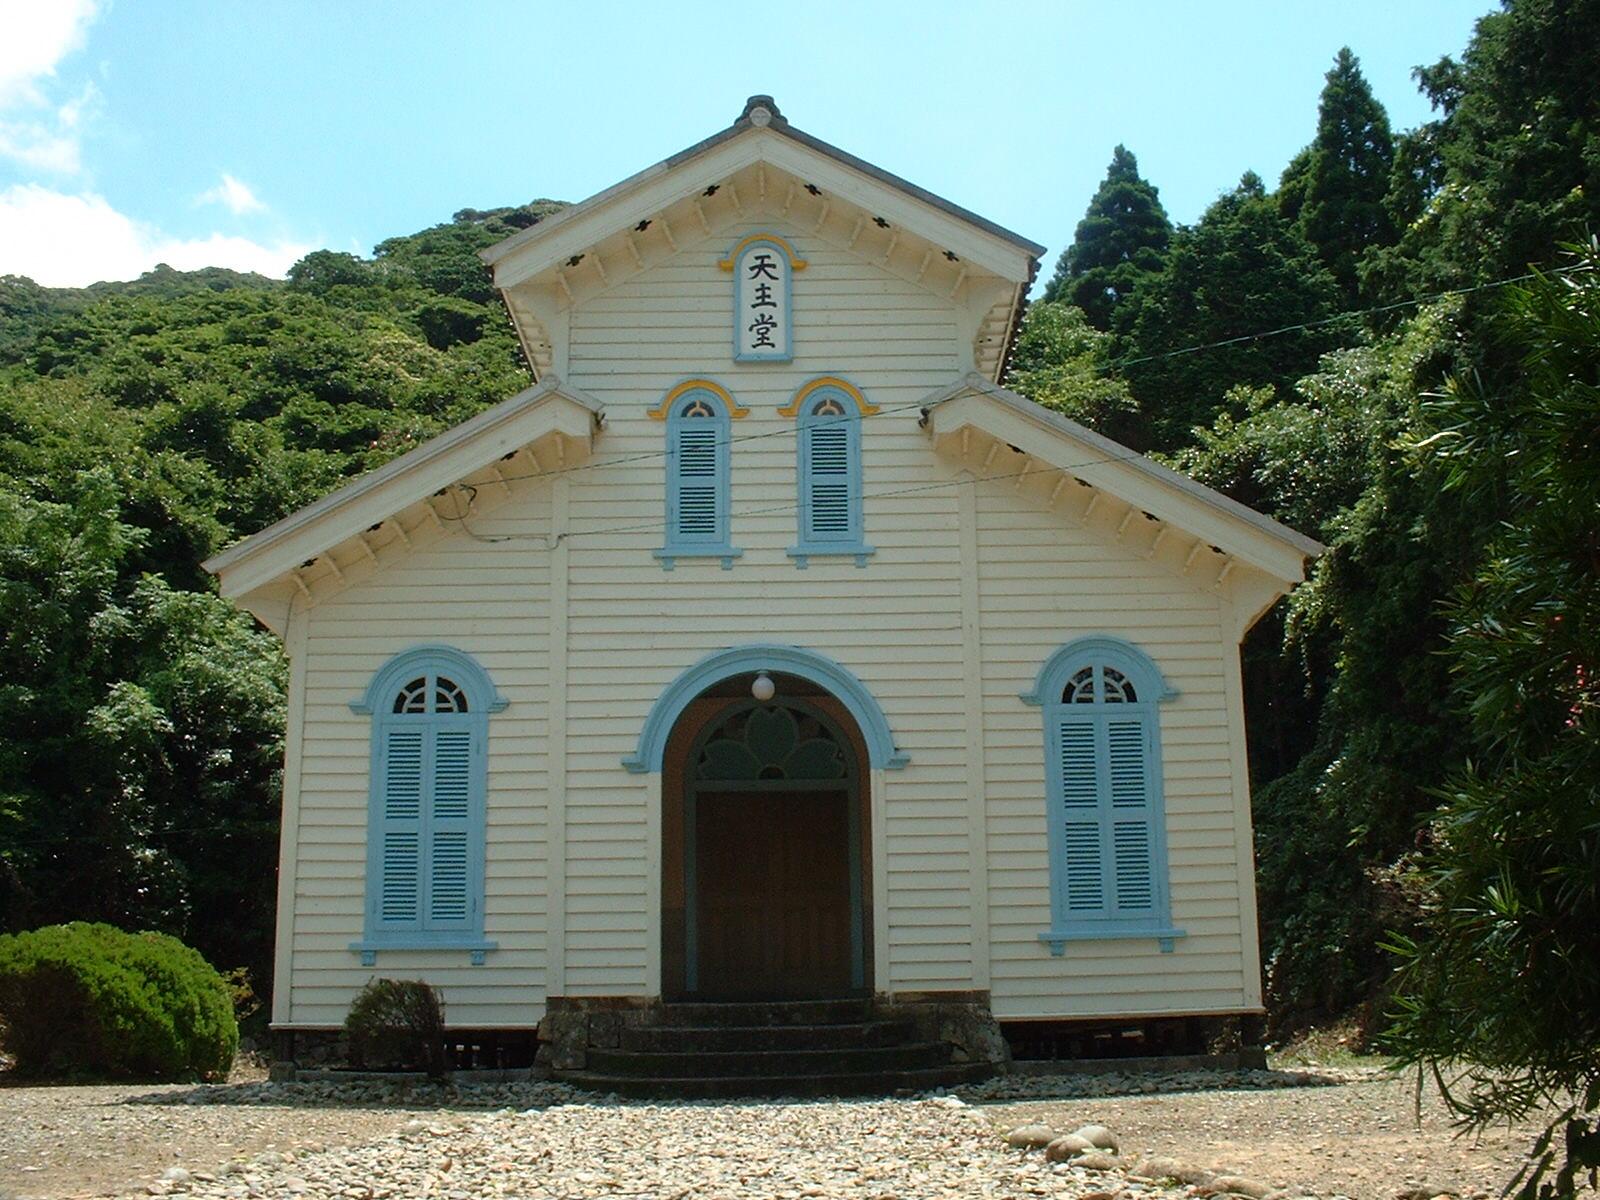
693,787 -> 854,999
663,694 -> 869,1001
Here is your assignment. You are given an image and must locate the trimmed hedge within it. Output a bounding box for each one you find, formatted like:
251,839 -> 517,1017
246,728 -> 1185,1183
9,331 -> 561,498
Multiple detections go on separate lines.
344,978 -> 446,1075
0,922 -> 237,1081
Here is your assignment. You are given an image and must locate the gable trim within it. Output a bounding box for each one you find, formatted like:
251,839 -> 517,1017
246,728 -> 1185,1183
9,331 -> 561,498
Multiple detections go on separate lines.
921,373 -> 1324,584
482,97 -> 1043,275
203,375 -> 602,597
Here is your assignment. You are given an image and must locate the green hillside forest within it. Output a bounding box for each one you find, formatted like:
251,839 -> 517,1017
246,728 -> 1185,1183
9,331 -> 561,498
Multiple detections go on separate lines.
1,4 -> 1595,1166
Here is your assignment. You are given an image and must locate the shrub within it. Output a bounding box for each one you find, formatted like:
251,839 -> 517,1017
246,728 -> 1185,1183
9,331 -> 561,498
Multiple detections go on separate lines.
343,979 -> 446,1075
0,922 -> 237,1081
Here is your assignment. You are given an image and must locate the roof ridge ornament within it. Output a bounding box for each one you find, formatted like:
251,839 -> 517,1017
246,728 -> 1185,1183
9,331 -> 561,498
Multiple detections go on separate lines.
741,95 -> 780,126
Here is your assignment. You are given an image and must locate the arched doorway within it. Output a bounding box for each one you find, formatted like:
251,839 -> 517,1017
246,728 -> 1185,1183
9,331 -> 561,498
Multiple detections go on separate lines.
660,675 -> 872,1000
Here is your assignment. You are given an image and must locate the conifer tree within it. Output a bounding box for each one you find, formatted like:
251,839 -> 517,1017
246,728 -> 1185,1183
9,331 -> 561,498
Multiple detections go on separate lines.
1366,0 -> 1600,297
1043,145 -> 1172,330
1297,47 -> 1397,303
1118,172 -> 1339,448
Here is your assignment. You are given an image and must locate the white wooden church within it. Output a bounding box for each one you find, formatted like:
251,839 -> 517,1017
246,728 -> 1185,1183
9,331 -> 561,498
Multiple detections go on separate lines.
207,98 -> 1321,1090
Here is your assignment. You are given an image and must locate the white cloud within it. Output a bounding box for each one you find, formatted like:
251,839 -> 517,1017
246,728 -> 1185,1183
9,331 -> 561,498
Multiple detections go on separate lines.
0,184 -> 311,286
0,82 -> 97,173
0,0 -> 101,174
197,172 -> 267,216
0,0 -> 99,108
0,117 -> 80,173
0,5 -> 315,285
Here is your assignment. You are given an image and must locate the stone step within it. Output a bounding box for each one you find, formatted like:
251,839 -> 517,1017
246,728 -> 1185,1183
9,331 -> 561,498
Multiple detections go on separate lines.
555,1061 -> 994,1100
619,1020 -> 915,1053
654,998 -> 873,1028
586,1042 -> 950,1079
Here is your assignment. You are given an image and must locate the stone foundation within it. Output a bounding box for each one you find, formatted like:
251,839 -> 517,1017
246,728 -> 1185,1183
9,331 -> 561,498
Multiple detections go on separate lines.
536,997 -> 663,1072
872,990 -> 1012,1069
278,998 -> 1268,1078
269,1028 -> 347,1079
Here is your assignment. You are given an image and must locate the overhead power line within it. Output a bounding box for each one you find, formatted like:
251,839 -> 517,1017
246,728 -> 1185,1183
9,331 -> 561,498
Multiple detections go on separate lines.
421,263 -> 1579,497
1105,266 -> 1577,372
446,449 -> 1150,547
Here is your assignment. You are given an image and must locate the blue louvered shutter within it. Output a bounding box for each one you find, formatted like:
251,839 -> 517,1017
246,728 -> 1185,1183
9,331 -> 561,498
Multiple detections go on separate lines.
1052,714 -> 1106,916
1050,707 -> 1158,922
376,727 -> 425,929
1105,714 -> 1156,916
425,725 -> 475,930
672,421 -> 722,544
363,655 -> 496,953
803,417 -> 855,543
1038,649 -> 1175,945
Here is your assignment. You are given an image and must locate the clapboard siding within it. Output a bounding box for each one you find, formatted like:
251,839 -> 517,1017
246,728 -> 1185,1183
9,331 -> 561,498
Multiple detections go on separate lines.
274,210 -> 1264,1029
972,469 -> 1253,1018
560,218 -> 973,995
285,484 -> 555,1027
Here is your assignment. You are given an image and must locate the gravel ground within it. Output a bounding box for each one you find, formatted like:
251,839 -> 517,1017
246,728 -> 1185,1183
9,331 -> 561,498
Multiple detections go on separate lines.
985,1069 -> 1553,1200
0,1080 -> 458,1200
0,1067 -> 1561,1200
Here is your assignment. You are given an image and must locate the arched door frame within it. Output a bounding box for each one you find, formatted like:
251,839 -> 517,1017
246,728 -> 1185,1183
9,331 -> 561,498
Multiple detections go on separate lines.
624,643 -> 909,774
680,697 -> 866,995
635,643 -> 901,1001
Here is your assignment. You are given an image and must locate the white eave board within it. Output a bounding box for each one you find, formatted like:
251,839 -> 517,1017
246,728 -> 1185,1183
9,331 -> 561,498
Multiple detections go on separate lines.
204,378 -> 602,598
481,109 -> 1041,291
922,374 -> 1324,586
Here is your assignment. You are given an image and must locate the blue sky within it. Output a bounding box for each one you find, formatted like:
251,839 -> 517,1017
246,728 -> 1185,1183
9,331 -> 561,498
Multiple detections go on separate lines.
0,1 -> 1491,289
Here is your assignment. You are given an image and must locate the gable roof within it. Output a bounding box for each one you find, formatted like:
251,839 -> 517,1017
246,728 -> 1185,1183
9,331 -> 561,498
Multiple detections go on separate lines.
481,97 -> 1044,275
477,97 -> 1044,384
920,373 -> 1324,590
202,376 -> 603,602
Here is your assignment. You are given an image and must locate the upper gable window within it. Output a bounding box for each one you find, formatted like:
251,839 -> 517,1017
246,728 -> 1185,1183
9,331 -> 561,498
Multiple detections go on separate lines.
785,378 -> 875,568
655,385 -> 741,570
790,395 -> 872,567
1022,637 -> 1185,957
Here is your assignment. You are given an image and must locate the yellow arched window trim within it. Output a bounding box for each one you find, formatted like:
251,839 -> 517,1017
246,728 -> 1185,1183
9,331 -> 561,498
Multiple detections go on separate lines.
717,233 -> 808,272
647,378 -> 750,420
778,376 -> 880,418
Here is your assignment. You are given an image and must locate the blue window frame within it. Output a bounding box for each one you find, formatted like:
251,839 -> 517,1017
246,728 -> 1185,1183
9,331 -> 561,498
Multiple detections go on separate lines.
348,646 -> 505,965
1021,636 -> 1185,956
656,387 -> 740,570
788,386 -> 873,568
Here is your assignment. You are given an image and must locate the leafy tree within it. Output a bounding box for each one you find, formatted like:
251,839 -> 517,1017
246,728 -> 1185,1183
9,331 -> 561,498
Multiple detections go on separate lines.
374,201 -> 566,304
1004,301 -> 1138,438
1042,146 -> 1172,330
0,476 -> 286,988
1177,307 -> 1478,1023
1295,48 -> 1397,304
0,200 -> 566,1003
1363,0 -> 1600,300
1385,248 -> 1600,1200
1118,173 -> 1340,448
286,250 -> 375,294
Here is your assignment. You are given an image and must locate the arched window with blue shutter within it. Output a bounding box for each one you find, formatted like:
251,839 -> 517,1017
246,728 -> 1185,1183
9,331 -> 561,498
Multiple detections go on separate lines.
1021,636 -> 1185,956
348,646 -> 505,965
655,385 -> 740,570
786,378 -> 874,568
